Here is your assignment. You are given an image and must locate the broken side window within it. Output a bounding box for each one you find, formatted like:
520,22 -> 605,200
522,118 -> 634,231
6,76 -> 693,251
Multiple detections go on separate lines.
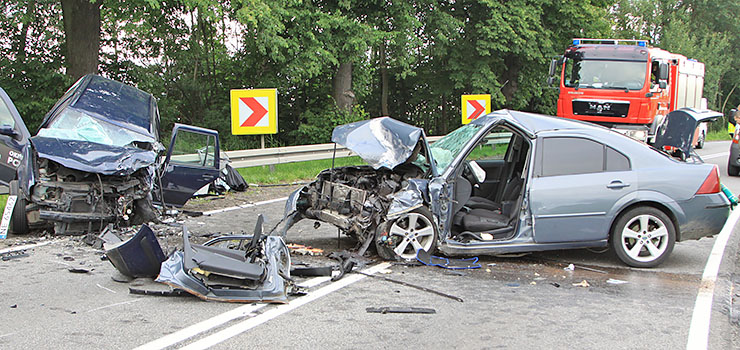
170,131 -> 217,167
430,123 -> 483,173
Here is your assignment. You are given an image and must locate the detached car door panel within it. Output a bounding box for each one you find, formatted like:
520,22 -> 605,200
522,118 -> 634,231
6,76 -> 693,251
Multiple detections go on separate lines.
0,88 -> 31,186
158,124 -> 220,207
530,137 -> 635,243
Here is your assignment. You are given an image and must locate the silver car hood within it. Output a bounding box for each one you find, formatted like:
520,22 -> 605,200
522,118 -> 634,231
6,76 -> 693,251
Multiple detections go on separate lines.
331,117 -> 424,170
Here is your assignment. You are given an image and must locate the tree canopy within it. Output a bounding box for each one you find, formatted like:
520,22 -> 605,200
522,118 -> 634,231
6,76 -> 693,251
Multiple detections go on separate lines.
0,0 -> 737,150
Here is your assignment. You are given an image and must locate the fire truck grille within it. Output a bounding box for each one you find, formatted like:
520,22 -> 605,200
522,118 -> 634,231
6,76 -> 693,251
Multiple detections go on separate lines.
572,100 -> 629,118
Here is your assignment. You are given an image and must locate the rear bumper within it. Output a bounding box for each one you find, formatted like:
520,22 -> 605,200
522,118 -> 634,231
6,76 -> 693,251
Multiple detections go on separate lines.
677,193 -> 731,241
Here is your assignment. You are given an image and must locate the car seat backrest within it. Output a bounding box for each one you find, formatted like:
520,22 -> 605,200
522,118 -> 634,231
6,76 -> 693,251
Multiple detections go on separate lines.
453,177 -> 472,215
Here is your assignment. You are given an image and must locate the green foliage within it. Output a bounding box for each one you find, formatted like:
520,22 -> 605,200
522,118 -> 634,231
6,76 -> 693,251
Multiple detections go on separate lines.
2,0 -> 736,151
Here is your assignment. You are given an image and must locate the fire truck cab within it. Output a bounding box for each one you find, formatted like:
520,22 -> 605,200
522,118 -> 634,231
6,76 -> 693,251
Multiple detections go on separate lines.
549,38 -> 705,143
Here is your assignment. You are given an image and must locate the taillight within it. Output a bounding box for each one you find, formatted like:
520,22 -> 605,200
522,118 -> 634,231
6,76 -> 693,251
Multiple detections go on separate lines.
696,165 -> 720,194
733,132 -> 739,144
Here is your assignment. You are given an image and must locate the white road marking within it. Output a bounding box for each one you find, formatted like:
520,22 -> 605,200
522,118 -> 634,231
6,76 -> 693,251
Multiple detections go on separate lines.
700,152 -> 729,160
686,207 -> 740,349
86,299 -> 142,313
202,196 -> 288,216
133,275 -> 333,350
180,262 -> 392,350
0,240 -> 55,254
96,283 -> 117,294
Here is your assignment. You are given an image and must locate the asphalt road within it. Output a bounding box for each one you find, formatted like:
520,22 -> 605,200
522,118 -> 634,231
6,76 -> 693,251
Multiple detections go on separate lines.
1,141 -> 739,349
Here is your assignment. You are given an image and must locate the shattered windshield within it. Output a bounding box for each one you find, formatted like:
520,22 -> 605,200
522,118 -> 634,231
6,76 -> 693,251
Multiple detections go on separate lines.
37,107 -> 155,148
564,59 -> 647,90
430,123 -> 483,173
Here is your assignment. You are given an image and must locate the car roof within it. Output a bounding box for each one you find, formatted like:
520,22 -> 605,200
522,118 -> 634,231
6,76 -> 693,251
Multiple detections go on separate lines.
473,109 -> 608,136
71,75 -> 156,136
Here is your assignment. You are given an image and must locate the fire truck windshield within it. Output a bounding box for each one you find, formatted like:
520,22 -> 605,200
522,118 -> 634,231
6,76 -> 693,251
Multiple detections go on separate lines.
564,59 -> 647,91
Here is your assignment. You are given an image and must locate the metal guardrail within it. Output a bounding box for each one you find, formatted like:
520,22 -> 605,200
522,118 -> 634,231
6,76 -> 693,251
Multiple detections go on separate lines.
225,133 -> 511,168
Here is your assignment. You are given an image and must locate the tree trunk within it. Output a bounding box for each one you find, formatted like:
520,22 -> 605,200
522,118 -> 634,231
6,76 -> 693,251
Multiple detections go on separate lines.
332,62 -> 354,112
380,43 -> 389,117
501,55 -> 520,105
61,0 -> 101,80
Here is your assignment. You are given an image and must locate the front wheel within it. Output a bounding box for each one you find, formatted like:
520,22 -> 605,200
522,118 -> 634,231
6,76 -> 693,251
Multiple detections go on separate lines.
611,206 -> 675,268
695,131 -> 705,149
375,207 -> 437,261
729,159 -> 740,176
8,180 -> 28,234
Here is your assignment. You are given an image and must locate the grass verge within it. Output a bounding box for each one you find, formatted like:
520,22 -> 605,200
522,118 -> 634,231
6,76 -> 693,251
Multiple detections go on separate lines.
236,156 -> 366,184
707,130 -> 732,141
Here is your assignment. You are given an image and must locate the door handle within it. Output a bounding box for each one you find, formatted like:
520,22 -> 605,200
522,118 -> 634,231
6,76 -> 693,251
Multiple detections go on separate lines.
607,180 -> 630,189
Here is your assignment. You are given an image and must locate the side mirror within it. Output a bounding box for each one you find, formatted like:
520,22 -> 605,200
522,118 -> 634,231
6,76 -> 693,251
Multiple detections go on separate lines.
547,76 -> 557,86
0,125 -> 18,138
659,63 -> 669,80
548,59 -> 558,77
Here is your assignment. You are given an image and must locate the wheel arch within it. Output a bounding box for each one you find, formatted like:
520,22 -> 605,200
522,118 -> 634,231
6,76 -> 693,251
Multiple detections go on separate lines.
608,200 -> 682,242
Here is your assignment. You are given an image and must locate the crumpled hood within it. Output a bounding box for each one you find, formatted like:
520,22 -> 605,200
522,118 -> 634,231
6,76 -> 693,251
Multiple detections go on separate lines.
653,108 -> 721,158
332,117 -> 423,170
31,136 -> 156,176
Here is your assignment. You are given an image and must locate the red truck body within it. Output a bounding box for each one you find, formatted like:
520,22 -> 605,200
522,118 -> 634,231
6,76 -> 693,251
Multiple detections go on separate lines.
553,39 -> 705,142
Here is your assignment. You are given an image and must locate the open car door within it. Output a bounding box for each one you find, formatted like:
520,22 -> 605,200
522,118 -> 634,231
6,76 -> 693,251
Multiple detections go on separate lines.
0,87 -> 31,186
157,124 -> 220,207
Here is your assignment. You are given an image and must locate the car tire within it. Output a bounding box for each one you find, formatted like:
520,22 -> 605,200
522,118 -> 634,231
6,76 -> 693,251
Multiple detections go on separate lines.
611,206 -> 675,268
729,160 -> 740,176
8,180 -> 28,234
375,207 -> 437,261
696,131 -> 705,149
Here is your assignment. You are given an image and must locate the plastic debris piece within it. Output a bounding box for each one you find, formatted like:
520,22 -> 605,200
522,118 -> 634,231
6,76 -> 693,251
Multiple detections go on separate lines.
606,278 -> 629,285
68,268 -> 90,273
572,280 -> 590,288
291,266 -> 333,277
416,249 -> 481,270
129,287 -> 186,296
550,282 -> 560,288
366,307 -> 436,314
564,264 -> 575,271
1,250 -> 28,261
530,281 -> 537,285
287,243 -> 324,256
506,283 -> 520,287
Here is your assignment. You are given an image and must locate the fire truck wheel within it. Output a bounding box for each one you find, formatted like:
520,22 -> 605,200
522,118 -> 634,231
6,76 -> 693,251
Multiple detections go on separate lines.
729,162 -> 740,176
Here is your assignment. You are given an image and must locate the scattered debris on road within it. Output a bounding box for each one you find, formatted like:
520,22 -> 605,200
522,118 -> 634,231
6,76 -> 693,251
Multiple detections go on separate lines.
291,266 -> 333,277
0,250 -> 28,261
416,250 -> 481,270
572,280 -> 591,288
286,243 -> 323,256
606,278 -> 629,285
366,307 -> 436,314
156,215 -> 294,303
105,225 -> 166,278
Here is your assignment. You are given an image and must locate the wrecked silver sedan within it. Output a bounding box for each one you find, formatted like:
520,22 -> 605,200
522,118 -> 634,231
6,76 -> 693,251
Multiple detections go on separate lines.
281,109 -> 730,267
0,75 -> 220,235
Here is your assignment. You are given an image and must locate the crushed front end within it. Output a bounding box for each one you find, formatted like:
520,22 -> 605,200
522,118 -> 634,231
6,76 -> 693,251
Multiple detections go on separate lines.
30,159 -> 158,235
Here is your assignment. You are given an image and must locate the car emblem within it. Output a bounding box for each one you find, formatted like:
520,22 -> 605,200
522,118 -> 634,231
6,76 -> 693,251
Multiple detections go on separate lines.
589,102 -> 611,113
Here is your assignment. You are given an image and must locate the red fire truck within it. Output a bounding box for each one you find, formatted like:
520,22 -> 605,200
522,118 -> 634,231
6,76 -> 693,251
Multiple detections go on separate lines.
549,38 -> 705,143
